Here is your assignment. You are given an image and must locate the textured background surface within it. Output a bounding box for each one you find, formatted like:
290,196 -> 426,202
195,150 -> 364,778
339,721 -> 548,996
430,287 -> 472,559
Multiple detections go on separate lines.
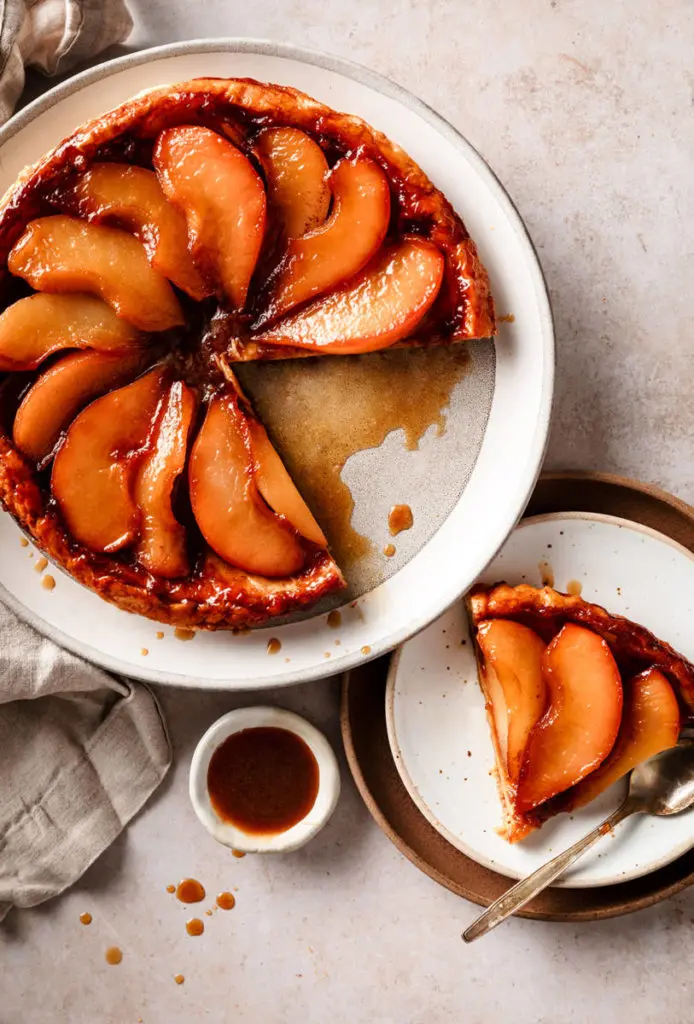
3,2 -> 694,1022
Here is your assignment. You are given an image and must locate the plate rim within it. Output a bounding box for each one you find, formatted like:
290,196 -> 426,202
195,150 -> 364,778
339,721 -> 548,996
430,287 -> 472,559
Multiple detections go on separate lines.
385,508 -> 694,888
0,38 -> 554,689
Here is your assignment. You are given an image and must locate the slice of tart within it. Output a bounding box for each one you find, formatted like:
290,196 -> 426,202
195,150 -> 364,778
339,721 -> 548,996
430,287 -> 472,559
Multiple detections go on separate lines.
0,77 -> 495,629
467,583 -> 692,841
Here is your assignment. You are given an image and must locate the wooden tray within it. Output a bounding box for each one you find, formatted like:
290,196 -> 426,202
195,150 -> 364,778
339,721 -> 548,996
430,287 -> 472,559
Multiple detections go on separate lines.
340,471 -> 694,921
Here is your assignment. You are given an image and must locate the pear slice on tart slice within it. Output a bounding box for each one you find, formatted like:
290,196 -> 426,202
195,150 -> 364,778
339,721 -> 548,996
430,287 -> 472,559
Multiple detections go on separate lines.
154,125 -> 266,309
62,163 -> 209,300
8,216 -> 183,331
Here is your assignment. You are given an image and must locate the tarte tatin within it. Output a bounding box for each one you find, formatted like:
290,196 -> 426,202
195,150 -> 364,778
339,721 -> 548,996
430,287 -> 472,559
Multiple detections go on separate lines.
467,583 -> 694,841
0,78 -> 495,629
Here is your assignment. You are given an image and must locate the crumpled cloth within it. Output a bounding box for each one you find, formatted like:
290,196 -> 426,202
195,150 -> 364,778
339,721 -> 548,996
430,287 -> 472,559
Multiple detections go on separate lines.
0,0 -> 172,923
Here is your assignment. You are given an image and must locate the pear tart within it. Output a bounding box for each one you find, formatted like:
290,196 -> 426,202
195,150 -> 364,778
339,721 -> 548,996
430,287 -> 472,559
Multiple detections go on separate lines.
0,78 -> 495,629
467,583 -> 694,842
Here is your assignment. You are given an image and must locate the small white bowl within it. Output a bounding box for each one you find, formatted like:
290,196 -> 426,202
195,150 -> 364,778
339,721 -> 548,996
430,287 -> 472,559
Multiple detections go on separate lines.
189,706 -> 341,853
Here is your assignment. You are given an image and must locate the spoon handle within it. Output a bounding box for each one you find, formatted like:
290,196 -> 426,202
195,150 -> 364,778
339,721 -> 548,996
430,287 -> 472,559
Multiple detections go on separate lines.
462,797 -> 640,943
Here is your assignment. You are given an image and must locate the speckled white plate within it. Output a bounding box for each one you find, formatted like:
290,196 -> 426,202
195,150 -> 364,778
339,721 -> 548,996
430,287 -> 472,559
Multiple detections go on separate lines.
0,40 -> 552,689
386,512 -> 694,887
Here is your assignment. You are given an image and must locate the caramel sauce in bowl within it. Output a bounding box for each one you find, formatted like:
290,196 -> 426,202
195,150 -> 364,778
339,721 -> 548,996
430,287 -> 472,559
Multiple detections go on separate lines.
188,706 -> 340,853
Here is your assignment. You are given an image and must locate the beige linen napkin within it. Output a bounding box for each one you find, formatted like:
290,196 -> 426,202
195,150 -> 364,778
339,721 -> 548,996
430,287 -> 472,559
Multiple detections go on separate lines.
0,0 -> 172,922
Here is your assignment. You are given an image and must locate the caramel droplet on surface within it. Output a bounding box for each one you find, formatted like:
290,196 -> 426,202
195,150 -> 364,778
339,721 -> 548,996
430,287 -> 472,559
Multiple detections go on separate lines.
166,884 -> 176,894
19,536 -> 28,547
34,556 -> 48,573
155,631 -> 165,639
174,974 -> 185,985
361,645 -> 371,655
383,544 -> 396,557
498,313 -> 516,323
232,849 -> 246,859
327,610 -> 342,629
566,579 -> 583,596
79,912 -> 92,925
41,574 -> 56,591
216,891 -> 236,910
323,651 -> 331,658
186,917 -> 204,937
140,648 -> 149,657
205,909 -> 213,917
387,504 -> 413,536
267,637 -> 282,655
538,561 -> 554,588
175,878 -> 205,903
105,947 -> 122,965
174,627 -> 195,641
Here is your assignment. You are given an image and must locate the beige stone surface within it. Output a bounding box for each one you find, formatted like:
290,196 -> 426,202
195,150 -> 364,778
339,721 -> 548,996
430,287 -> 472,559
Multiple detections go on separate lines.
3,2 -> 694,1021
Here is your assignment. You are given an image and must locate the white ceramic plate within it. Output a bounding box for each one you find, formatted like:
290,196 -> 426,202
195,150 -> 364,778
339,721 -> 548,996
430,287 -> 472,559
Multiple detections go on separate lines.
0,40 -> 553,689
387,512 -> 694,887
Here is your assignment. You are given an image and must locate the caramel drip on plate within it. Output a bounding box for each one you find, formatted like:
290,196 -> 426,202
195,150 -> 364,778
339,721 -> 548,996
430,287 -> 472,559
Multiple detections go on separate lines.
105,947 -> 122,965
237,347 -> 469,566
388,504 -> 413,536
216,891 -> 236,910
186,917 -> 204,936
176,878 -> 205,903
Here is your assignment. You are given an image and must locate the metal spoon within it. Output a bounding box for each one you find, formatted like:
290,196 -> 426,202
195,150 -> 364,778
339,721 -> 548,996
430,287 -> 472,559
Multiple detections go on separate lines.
463,738 -> 694,943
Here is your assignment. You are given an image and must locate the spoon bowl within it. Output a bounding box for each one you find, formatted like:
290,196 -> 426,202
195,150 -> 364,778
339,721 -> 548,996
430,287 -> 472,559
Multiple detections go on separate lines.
628,739 -> 694,816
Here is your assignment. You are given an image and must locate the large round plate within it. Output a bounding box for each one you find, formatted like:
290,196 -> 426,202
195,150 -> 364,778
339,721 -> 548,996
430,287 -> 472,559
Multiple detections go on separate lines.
0,40 -> 553,688
387,512 -> 694,887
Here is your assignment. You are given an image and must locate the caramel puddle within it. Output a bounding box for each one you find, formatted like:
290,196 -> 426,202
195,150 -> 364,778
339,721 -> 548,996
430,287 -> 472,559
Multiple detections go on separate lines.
237,347 -> 469,566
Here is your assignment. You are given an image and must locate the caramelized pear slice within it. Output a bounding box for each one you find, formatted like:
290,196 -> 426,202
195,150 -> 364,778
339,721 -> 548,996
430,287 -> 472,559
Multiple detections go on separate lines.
516,624 -> 623,814
51,368 -> 167,553
189,393 -> 305,578
476,619 -> 547,786
154,126 -> 266,308
13,350 -> 146,464
64,163 -> 210,299
0,293 -> 141,371
248,419 -> 327,547
260,157 -> 391,323
256,127 -> 330,238
134,381 -> 197,578
568,667 -> 681,809
8,216 -> 183,331
254,238 -> 445,354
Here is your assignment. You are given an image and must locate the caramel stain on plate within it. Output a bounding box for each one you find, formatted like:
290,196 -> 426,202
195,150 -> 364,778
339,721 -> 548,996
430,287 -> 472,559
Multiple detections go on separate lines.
566,579 -> 583,596
174,974 -> 185,986
174,627 -> 195,641
34,556 -> 48,573
140,648 -> 149,657
19,536 -> 28,547
361,645 -> 371,655
323,651 -> 331,658
232,849 -> 246,859
79,912 -> 92,925
155,631 -> 165,640
383,543 -> 396,557
498,313 -> 515,323
388,504 -> 413,536
176,878 -> 205,903
538,561 -> 554,588
41,575 -> 56,591
267,637 -> 282,655
105,947 -> 122,965
237,346 -> 470,566
166,884 -> 176,894
186,917 -> 204,937
327,610 -> 342,629
216,891 -> 236,911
